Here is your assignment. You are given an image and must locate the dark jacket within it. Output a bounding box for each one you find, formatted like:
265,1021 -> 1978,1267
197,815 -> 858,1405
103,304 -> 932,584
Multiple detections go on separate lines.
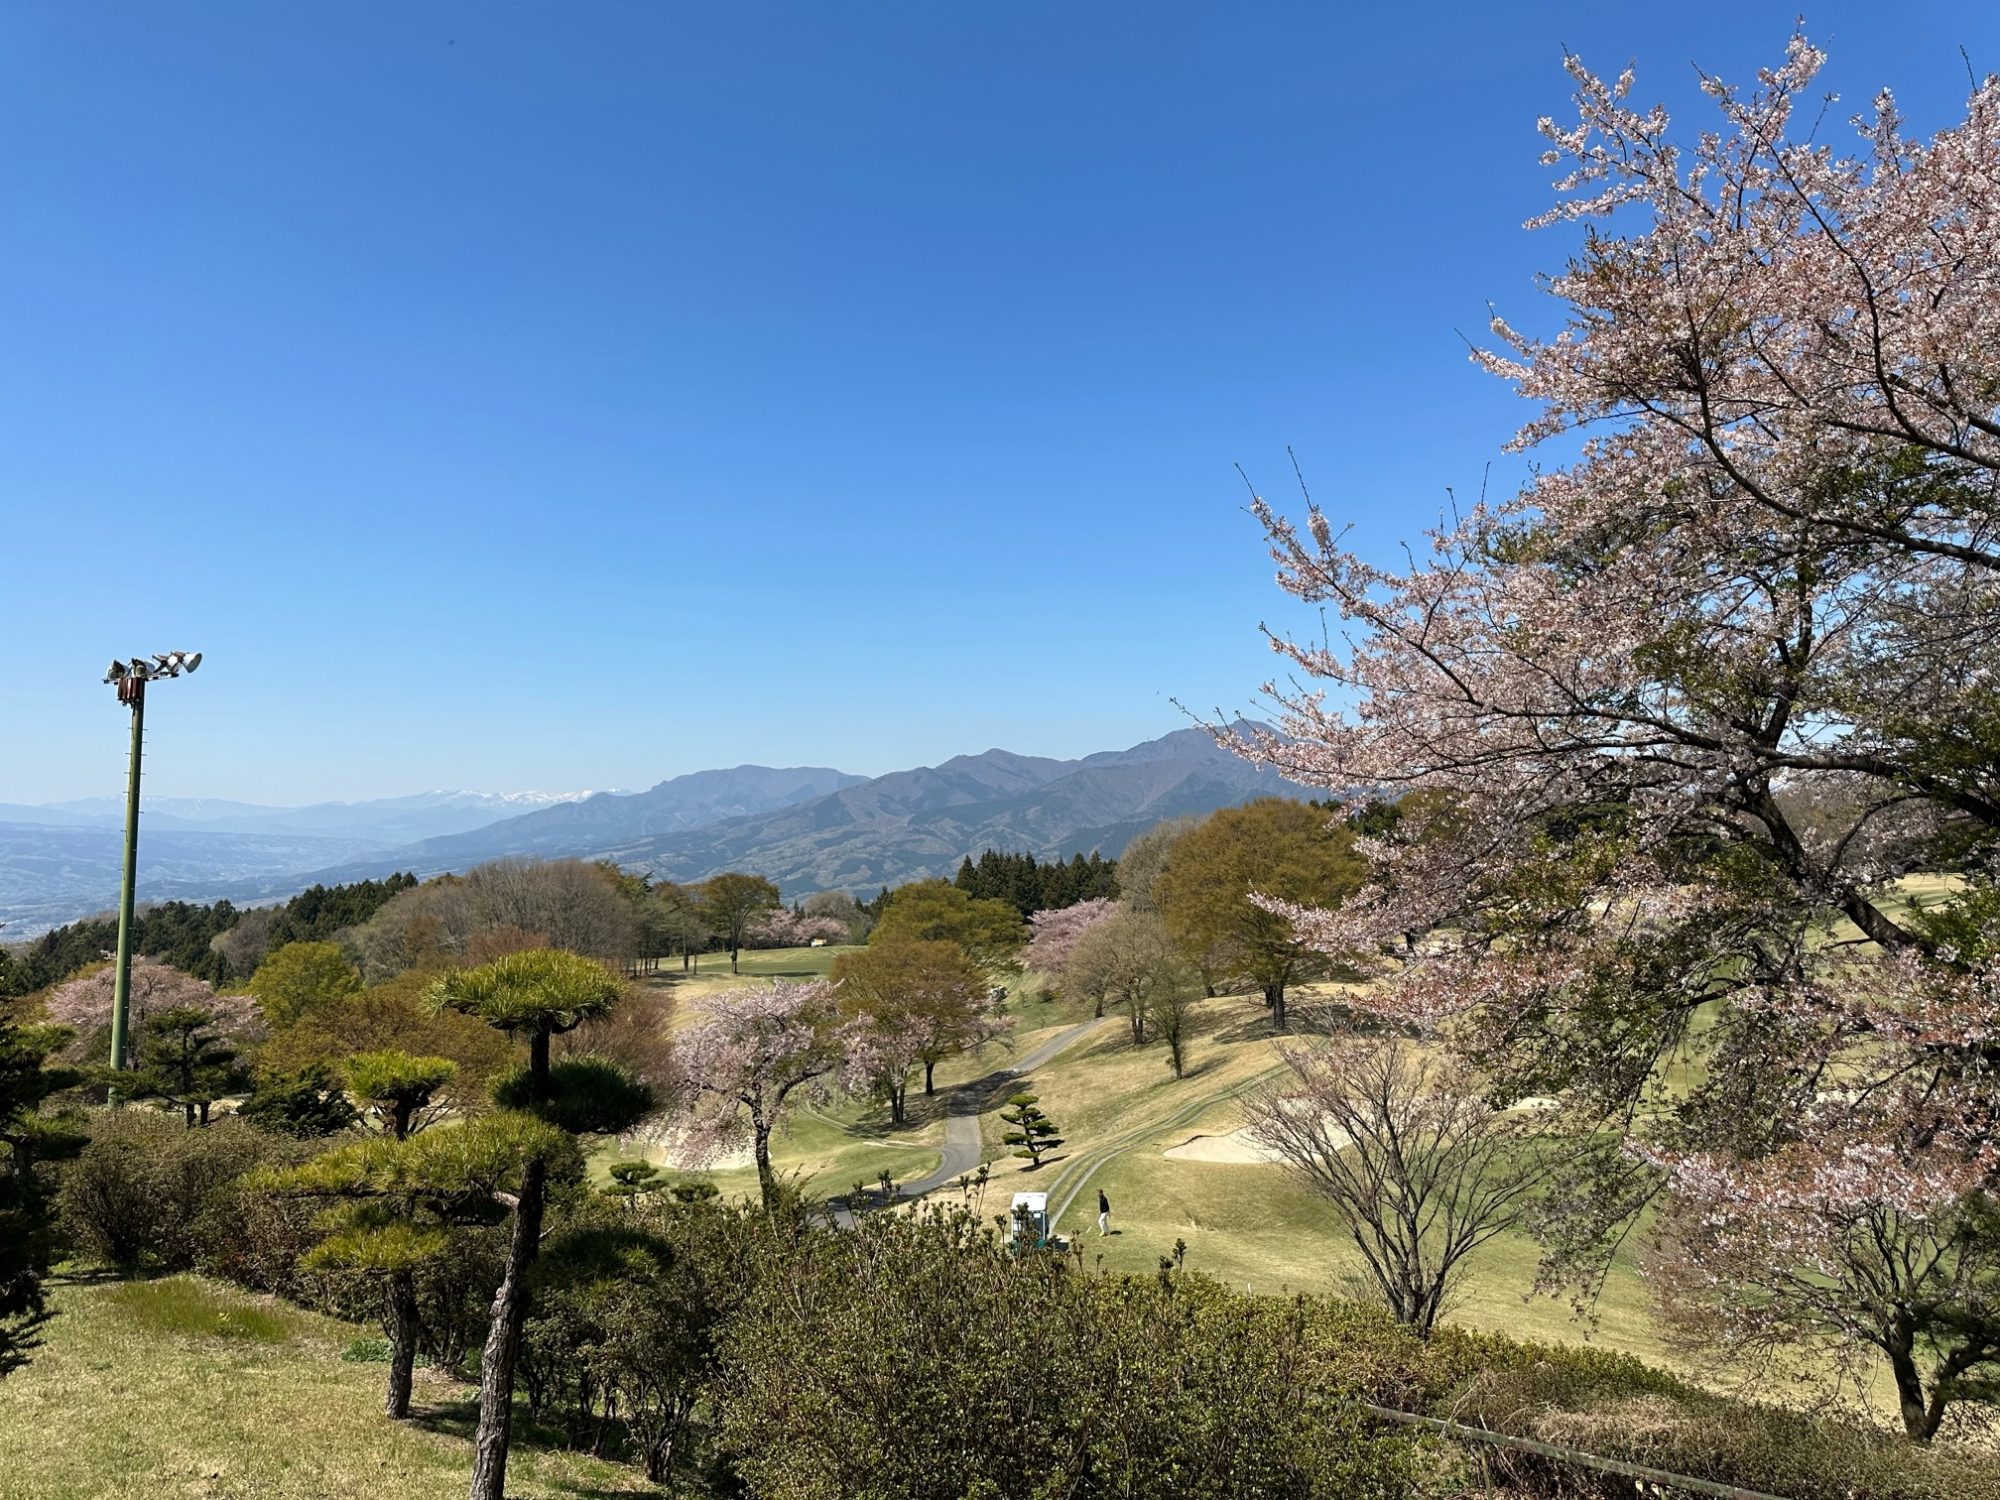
1098,1191 -> 1110,1215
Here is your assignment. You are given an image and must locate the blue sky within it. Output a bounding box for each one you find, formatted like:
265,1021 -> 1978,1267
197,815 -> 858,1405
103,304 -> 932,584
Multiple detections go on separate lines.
3,2 -> 1993,803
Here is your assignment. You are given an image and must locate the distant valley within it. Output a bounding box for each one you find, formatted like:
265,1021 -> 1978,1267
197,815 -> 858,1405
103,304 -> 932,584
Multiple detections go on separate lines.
0,730 -> 1301,935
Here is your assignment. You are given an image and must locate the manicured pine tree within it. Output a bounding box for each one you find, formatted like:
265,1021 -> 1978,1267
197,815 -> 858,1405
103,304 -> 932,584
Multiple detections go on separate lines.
429,948 -> 649,1500
604,1158 -> 665,1203
346,1050 -> 458,1140
128,1005 -> 252,1127
262,1111 -> 579,1420
1000,1092 -> 1063,1169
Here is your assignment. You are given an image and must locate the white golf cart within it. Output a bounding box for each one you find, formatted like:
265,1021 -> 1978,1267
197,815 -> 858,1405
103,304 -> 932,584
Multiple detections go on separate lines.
1009,1191 -> 1052,1251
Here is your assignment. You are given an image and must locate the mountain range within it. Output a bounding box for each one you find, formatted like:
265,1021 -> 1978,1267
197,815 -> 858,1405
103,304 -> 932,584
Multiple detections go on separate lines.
0,728 -> 1302,935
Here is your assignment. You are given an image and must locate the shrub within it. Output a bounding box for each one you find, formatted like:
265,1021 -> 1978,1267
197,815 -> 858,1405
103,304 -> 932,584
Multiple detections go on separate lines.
236,1064 -> 360,1138
492,1054 -> 653,1136
716,1204 -> 1413,1499
523,1195 -> 745,1483
1447,1356 -> 2000,1500
56,1112 -> 301,1270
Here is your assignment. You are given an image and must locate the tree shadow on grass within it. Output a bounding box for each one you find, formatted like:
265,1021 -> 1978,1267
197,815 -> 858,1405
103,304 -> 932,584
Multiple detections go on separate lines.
48,1263 -> 142,1287
412,1397 -> 600,1459
410,1399 -> 676,1497
1209,1016 -> 1292,1047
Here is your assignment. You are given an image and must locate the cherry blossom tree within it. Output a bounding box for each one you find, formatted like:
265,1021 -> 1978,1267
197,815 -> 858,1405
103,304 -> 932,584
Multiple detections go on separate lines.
670,979 -> 844,1209
1228,32 -> 2000,1435
746,909 -> 851,949
1022,897 -> 1119,975
45,962 -> 263,1059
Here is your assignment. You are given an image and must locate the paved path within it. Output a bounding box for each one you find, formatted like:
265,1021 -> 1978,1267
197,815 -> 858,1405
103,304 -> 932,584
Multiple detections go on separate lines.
895,1016 -> 1111,1199
820,1018 -> 1111,1225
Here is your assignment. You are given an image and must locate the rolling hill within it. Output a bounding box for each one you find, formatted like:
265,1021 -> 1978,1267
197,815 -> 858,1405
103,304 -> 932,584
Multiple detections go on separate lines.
291,728 -> 1301,896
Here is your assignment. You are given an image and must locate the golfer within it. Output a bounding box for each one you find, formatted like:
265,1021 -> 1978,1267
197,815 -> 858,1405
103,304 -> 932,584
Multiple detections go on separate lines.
1097,1188 -> 1110,1236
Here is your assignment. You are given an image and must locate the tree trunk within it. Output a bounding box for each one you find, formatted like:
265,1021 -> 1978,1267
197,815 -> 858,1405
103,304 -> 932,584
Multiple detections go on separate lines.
1887,1334 -> 1938,1441
753,1123 -> 777,1211
467,1156 -> 549,1500
385,1268 -> 418,1418
528,1027 -> 551,1098
1264,982 -> 1288,1033
392,1100 -> 412,1141
730,943 -> 740,974
183,1101 -> 197,1128
924,1059 -> 936,1096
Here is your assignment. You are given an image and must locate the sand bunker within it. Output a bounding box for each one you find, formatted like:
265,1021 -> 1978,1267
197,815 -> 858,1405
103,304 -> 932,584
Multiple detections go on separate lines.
1162,1127 -> 1300,1165
1163,1099 -> 1559,1166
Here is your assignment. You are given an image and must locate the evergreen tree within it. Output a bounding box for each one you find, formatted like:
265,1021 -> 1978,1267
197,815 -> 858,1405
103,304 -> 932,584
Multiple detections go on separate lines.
947,848 -> 1120,920
346,1050 -> 458,1140
0,1011 -> 84,1379
428,949 -> 651,1500
603,1159 -> 665,1203
265,1111 -> 580,1420
127,1006 -> 252,1127
1000,1092 -> 1063,1169
237,1064 -> 360,1138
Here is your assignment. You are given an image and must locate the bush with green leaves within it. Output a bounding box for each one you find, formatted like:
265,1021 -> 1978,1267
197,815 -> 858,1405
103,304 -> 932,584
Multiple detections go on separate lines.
1427,1336 -> 2000,1500
715,1203 -> 1414,1500
56,1111 -> 302,1270
490,1054 -> 653,1136
522,1194 -> 741,1484
237,1064 -> 360,1138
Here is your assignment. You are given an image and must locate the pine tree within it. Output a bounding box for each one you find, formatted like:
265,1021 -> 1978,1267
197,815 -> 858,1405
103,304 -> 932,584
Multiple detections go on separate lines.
128,1006 -> 252,1127
604,1159 -> 665,1202
0,1013 -> 84,1380
1000,1092 -> 1063,1169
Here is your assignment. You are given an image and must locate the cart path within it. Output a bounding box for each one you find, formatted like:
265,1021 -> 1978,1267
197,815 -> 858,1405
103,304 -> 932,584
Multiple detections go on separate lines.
893,1016 -> 1114,1201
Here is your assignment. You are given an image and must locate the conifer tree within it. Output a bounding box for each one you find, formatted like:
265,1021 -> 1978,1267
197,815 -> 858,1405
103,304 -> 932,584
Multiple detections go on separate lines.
1000,1092 -> 1063,1169
428,949 -> 651,1500
0,1012 -> 83,1379
346,1050 -> 459,1140
128,1006 -> 252,1127
604,1159 -> 665,1203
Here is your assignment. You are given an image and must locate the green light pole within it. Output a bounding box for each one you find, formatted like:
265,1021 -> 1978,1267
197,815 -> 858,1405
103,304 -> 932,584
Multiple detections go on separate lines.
103,651 -> 202,1082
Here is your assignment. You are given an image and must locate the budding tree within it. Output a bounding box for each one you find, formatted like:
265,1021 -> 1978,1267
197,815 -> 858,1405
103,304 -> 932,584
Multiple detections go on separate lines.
671,979 -> 845,1209
1229,32 -> 2000,1436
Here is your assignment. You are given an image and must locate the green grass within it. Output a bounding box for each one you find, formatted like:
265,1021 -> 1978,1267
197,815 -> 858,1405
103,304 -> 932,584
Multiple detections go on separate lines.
102,1276 -> 295,1343
928,982 -> 1671,1363
0,1277 -> 652,1500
